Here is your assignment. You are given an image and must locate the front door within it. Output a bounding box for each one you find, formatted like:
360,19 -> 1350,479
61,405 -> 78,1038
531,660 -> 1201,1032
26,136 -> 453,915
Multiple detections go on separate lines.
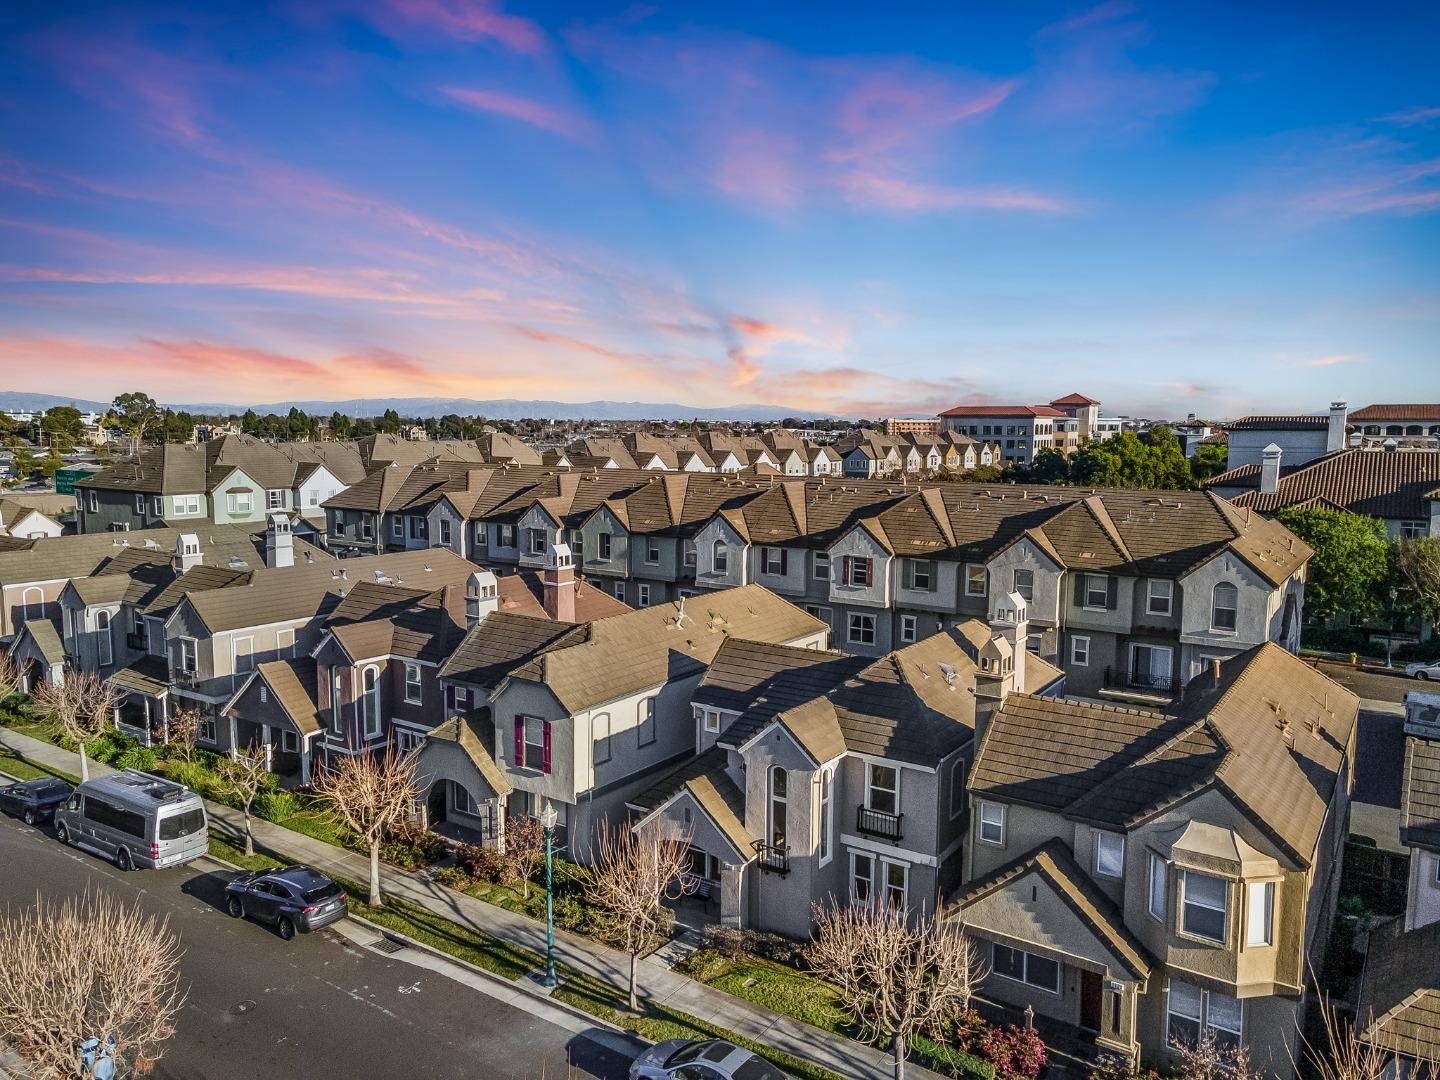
1080,971 -> 1103,1030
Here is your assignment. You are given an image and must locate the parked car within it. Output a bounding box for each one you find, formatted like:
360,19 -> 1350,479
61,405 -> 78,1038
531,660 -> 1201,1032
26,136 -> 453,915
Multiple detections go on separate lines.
0,777 -> 73,825
629,1040 -> 789,1080
1405,660 -> 1440,680
53,770 -> 208,870
224,866 -> 348,940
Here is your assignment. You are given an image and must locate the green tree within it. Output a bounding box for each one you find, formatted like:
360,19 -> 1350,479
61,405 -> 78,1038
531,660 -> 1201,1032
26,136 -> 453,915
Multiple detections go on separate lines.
329,411 -> 353,439
1191,443 -> 1230,485
1028,448 -> 1071,484
380,408 -> 402,434
161,409 -> 196,443
111,391 -> 162,454
1274,507 -> 1389,623
241,408 -> 260,436
40,446 -> 64,482
6,438 -> 36,487
40,406 -> 83,450
1069,427 -> 1195,490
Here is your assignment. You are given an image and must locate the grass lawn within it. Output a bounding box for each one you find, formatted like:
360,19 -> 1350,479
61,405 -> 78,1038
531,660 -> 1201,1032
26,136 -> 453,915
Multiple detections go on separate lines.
0,748 -> 76,783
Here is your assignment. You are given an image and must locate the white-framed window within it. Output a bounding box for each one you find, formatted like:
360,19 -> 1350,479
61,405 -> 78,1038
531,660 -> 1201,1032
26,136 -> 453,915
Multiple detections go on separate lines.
1013,568 -> 1034,601
522,715 -> 547,771
593,712 -> 611,764
905,559 -> 933,591
1084,574 -> 1108,610
134,494 -> 145,513
361,517 -> 373,539
847,556 -> 872,587
949,757 -> 968,820
979,801 -> 1005,845
151,496 -> 163,515
1095,831 -> 1125,878
86,490 -> 99,512
228,490 -> 253,514
173,494 -> 201,516
850,851 -> 874,904
95,610 -> 112,666
867,763 -> 899,814
198,717 -> 216,743
813,551 -> 830,581
1071,634 -> 1090,667
393,727 -> 423,754
965,563 -> 987,597
498,523 -> 516,548
277,628 -> 295,657
882,860 -> 908,909
637,583 -> 651,607
1400,520 -> 1427,539
331,669 -> 344,732
178,637 -> 197,673
637,696 -> 656,746
392,516 -> 404,538
646,538 -> 661,564
614,581 -> 626,603
1168,979 -> 1242,1054
848,613 -> 876,645
712,539 -> 727,573
266,489 -> 284,510
818,768 -> 833,866
1147,579 -> 1174,616
682,541 -> 697,567
281,730 -> 299,753
768,766 -> 787,847
527,527 -> 546,556
404,662 -> 422,704
899,614 -> 918,643
233,635 -> 255,674
360,665 -> 382,738
761,547 -> 786,575
804,604 -> 832,624
992,944 -> 1059,993
408,516 -> 428,541
568,529 -> 584,557
1211,582 -> 1238,632
1245,881 -> 1275,946
474,522 -> 487,547
1167,978 -> 1203,1048
700,707 -> 721,734
1181,870 -> 1229,943
440,518 -> 452,545
1149,853 -> 1168,919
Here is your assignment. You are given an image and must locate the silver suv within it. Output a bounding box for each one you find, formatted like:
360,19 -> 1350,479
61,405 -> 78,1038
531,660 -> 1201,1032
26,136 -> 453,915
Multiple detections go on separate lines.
54,770 -> 209,870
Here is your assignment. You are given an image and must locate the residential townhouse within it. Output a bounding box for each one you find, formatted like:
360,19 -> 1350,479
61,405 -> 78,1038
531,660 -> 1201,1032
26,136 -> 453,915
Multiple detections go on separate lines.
1400,691 -> 1440,932
627,595 -> 1065,936
0,494 -> 70,539
1208,445 -> 1440,539
959,643 -> 1358,1075
431,573 -> 828,860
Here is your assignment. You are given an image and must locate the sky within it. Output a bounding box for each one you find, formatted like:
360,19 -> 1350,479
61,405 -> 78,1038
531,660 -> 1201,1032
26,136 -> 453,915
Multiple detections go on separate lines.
0,1 -> 1438,418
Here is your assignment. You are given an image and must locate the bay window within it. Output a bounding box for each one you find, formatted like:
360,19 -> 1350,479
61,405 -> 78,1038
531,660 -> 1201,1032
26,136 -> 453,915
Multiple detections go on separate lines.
1182,870 -> 1229,942
1245,881 -> 1274,946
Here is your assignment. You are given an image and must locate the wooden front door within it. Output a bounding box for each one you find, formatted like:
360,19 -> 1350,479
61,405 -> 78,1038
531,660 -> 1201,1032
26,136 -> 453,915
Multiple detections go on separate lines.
1080,971 -> 1103,1030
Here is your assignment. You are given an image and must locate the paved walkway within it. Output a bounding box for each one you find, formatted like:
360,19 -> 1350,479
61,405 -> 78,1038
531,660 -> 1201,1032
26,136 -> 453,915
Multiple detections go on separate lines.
0,727 -> 929,1080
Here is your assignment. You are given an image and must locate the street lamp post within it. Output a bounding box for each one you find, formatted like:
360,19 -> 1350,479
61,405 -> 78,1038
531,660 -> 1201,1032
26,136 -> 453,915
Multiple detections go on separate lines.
540,800 -> 559,989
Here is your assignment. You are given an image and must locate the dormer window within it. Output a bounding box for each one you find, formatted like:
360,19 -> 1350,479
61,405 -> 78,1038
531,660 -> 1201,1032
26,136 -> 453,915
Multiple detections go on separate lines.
1013,569 -> 1034,602
712,539 -> 728,574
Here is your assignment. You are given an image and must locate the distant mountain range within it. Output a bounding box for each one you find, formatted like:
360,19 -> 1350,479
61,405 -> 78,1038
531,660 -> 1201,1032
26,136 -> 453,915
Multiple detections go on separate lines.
0,393 -> 829,422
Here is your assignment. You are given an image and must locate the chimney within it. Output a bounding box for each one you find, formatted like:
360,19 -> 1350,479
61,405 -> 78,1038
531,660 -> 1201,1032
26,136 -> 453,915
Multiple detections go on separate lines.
973,636 -> 1016,747
1210,657 -> 1223,686
173,533 -> 202,575
464,570 -> 499,628
1327,401 -> 1348,454
541,542 -> 576,622
264,512 -> 294,569
1260,443 -> 1283,494
989,589 -> 1029,691
466,467 -> 486,494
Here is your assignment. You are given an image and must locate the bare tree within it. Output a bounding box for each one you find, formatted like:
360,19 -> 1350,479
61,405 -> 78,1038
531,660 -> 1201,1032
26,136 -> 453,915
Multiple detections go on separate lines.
498,812 -> 546,900
579,822 -> 691,1011
1296,991 -> 1439,1080
1394,537 -> 1440,626
1171,1036 -> 1265,1080
217,742 -> 270,857
806,902 -> 989,1080
0,890 -> 185,1080
312,748 -> 418,906
33,671 -> 118,783
0,652 -> 20,700
165,706 -> 201,764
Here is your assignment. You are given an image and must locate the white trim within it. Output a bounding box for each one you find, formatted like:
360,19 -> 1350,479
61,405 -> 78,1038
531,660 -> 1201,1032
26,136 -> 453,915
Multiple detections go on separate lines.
628,790 -> 750,864
732,718 -> 823,768
839,833 -> 939,868
978,801 -> 1005,845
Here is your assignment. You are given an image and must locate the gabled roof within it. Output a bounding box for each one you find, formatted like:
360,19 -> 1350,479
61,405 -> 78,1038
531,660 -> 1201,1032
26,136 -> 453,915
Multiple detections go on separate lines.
323,580 -> 467,665
1401,736 -> 1440,853
1050,393 -> 1101,407
1357,917 -> 1440,1063
10,617 -> 65,667
1215,448 -> 1440,520
229,658 -> 322,735
420,715 -> 512,796
629,746 -> 752,860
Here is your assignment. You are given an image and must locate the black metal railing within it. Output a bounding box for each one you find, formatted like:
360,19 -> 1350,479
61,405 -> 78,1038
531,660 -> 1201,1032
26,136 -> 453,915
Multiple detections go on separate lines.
1102,666 -> 1180,695
752,841 -> 789,876
125,632 -> 146,651
855,805 -> 904,842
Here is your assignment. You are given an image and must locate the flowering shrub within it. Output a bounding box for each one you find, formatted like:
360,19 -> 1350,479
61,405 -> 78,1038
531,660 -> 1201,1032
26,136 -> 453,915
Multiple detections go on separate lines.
978,1024 -> 1047,1079
457,843 -> 506,883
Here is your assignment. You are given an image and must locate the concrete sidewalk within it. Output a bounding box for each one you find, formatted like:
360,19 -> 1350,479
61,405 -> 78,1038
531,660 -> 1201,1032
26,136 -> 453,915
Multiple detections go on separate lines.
0,726 -> 925,1080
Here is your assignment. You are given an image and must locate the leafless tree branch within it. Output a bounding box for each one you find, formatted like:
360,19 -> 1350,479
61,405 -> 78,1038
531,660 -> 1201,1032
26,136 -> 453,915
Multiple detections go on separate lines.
217,742 -> 270,857
33,671 -> 119,782
312,748 -> 419,906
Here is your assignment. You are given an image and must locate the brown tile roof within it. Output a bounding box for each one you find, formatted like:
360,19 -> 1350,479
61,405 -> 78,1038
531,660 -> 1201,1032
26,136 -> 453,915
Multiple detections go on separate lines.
438,612 -> 587,689
629,746 -> 753,859
421,715 -> 512,796
494,571 -> 631,621
973,644 -> 1358,866
938,405 -> 1068,418
1050,393 -> 1100,407
1357,917 -> 1440,1063
955,839 -> 1154,980
1401,736 -> 1440,852
1217,448 -> 1440,520
1349,404 -> 1440,423
1226,414 -> 1330,431
247,658 -> 322,735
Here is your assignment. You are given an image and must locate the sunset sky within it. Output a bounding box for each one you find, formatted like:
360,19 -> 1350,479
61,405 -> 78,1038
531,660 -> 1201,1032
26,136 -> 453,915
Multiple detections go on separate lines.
1,1 -> 1437,417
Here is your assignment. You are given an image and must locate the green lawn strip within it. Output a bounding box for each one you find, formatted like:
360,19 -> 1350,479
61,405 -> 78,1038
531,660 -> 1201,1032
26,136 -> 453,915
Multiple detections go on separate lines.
0,748 -> 77,784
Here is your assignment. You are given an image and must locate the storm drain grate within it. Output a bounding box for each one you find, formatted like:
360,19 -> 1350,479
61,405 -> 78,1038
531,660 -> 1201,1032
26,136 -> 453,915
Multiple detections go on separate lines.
369,937 -> 406,954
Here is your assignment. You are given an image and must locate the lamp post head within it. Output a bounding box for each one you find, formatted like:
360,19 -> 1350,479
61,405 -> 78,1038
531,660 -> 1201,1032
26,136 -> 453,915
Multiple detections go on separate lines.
540,800 -> 558,832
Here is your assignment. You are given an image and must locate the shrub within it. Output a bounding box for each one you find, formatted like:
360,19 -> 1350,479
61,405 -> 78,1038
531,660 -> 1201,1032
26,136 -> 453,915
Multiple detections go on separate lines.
742,929 -> 806,968
256,790 -> 301,823
977,1024 -> 1046,1080
702,925 -> 748,960
551,893 -> 589,933
384,820 -> 447,863
114,745 -> 158,772
1090,1056 -> 1164,1080
459,844 -> 506,883
1301,625 -> 1370,655
912,1035 -> 996,1080
82,730 -> 136,765
164,760 -> 220,799
1395,638 -> 1440,662
673,947 -> 731,982
430,866 -> 475,891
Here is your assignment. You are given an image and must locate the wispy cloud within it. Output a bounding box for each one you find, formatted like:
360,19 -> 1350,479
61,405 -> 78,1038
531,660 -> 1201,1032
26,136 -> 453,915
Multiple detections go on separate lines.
369,0 -> 546,53
441,87 -> 595,143
1293,353 -> 1364,367
1379,106 -> 1440,127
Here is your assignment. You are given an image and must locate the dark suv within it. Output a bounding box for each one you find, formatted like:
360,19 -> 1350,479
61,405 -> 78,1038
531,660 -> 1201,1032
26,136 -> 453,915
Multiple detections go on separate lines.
224,866 -> 348,940
0,778 -> 73,825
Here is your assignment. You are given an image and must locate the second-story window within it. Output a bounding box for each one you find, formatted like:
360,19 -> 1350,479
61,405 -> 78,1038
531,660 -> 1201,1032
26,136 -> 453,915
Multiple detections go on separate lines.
899,614 -> 918,643
1181,870 -> 1229,942
712,538 -> 728,573
409,516 -> 428,541
1013,568 -> 1034,601
404,662 -> 422,704
683,541 -> 696,567
266,489 -> 284,510
1147,579 -> 1173,616
1083,574 -> 1108,610
637,697 -> 656,746
439,518 -> 452,546
1211,582 -> 1238,632
593,712 -> 611,765
95,610 -> 112,666
599,532 -> 613,560
700,707 -> 721,734
966,564 -> 987,596
768,766 -> 788,848
498,524 -> 515,548
392,517 -> 404,538
1245,881 -> 1275,946
867,764 -> 898,815
178,638 -> 197,673
1149,853 -> 1168,919
1095,831 -> 1125,878
905,559 -> 934,592
331,669 -> 344,732
229,491 -> 252,515
646,538 -> 661,564
360,666 -> 381,738
979,802 -> 1005,845
845,555 -> 872,587
761,547 -> 787,575
515,715 -> 550,773
818,768 -> 832,866
527,528 -> 546,556
813,551 -> 830,580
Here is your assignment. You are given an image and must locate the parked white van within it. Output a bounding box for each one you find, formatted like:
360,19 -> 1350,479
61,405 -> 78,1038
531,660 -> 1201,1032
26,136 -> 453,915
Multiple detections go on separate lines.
54,770 -> 208,870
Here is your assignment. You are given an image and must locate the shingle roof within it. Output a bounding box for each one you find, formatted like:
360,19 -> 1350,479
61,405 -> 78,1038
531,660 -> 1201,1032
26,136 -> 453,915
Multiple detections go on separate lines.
1216,448 -> 1440,520
439,613 -> 588,689
325,580 -> 467,665
421,715 -> 511,796
12,617 -> 65,667
109,655 -> 174,697
1401,736 -> 1440,853
1349,404 -> 1440,423
973,644 -> 1358,866
1357,917 -> 1440,1063
629,746 -> 752,859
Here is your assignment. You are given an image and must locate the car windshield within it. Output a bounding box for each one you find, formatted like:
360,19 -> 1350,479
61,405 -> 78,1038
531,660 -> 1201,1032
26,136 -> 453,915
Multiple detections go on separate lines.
157,808 -> 206,840
33,780 -> 69,796
665,1042 -> 731,1068
302,881 -> 343,904
733,1054 -> 787,1080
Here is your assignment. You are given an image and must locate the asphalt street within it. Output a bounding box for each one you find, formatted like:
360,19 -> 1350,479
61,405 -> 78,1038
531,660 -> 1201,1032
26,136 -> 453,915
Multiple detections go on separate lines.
0,815 -> 632,1080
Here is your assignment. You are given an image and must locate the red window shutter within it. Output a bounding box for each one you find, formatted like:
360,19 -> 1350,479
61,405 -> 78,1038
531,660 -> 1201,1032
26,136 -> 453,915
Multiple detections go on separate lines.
513,716 -> 524,764
542,721 -> 552,774
865,557 -> 874,585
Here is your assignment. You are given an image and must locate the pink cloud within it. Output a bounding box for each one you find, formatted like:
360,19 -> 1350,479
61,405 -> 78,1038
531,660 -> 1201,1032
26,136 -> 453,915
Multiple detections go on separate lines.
441,87 -> 595,142
373,0 -> 547,53
1379,106 -> 1440,127
1296,353 -> 1363,367
837,172 -> 1074,214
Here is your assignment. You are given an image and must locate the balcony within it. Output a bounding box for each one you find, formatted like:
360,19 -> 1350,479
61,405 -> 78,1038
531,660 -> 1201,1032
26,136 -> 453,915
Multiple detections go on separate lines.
1102,666 -> 1179,697
172,668 -> 201,688
752,841 -> 789,876
855,805 -> 904,842
125,632 -> 147,652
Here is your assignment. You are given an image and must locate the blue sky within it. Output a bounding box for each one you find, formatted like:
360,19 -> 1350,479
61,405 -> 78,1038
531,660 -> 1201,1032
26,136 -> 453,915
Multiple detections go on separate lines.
0,0 -> 1437,416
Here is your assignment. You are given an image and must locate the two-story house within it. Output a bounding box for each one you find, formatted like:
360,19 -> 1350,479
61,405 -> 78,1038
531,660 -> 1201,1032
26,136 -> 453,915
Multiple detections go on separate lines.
958,644 -> 1358,1075
1400,690 -> 1440,932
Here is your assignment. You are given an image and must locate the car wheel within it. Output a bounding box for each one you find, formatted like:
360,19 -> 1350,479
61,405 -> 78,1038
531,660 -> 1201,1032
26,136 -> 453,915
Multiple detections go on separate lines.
277,917 -> 296,941
55,821 -> 70,845
115,847 -> 132,872
1418,671 -> 1431,681
22,809 -> 35,826
227,896 -> 244,918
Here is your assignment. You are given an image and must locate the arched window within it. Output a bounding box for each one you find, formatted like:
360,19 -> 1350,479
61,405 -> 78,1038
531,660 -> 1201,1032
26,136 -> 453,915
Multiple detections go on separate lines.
713,538 -> 728,574
331,668 -> 344,733
19,586 -> 44,625
768,766 -> 787,848
95,610 -> 113,666
360,665 -> 381,738
1211,582 -> 1238,632
817,768 -> 832,866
